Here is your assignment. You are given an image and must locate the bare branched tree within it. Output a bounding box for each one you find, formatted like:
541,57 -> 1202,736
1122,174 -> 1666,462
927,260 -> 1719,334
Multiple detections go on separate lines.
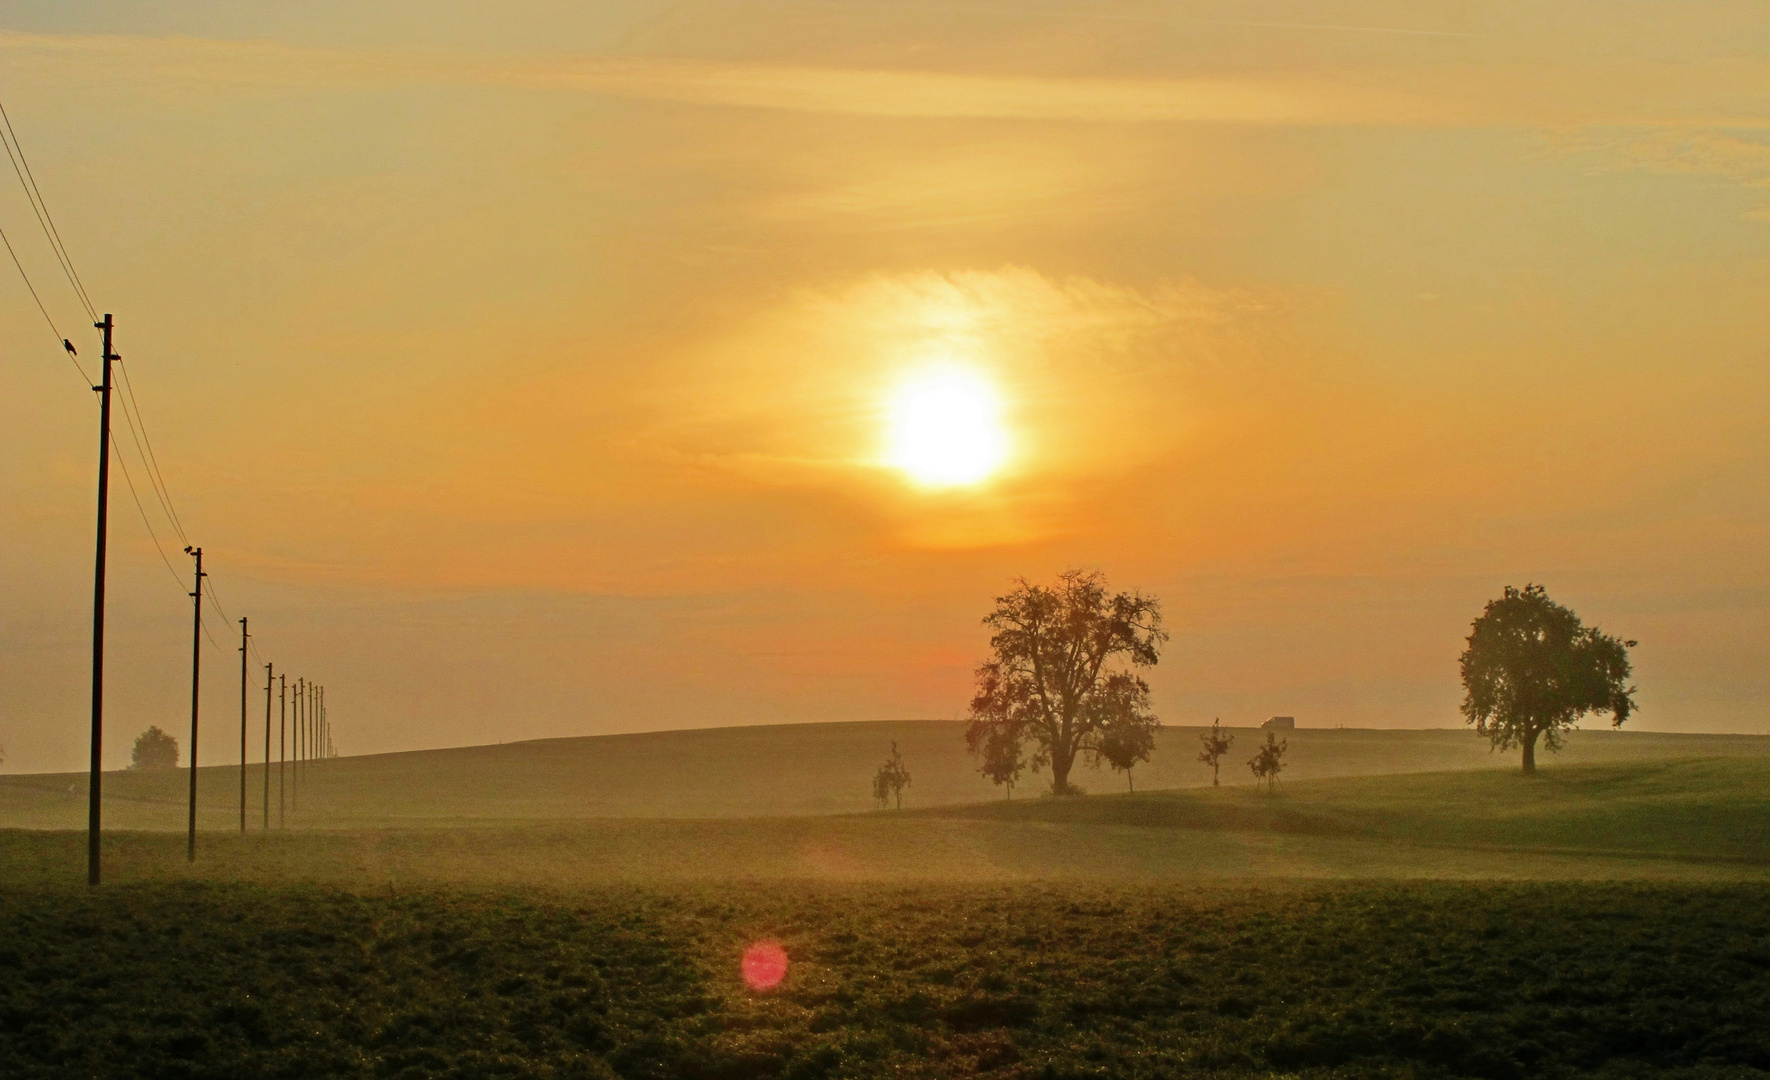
872,741 -> 912,809
1197,718 -> 1234,787
1247,732 -> 1287,794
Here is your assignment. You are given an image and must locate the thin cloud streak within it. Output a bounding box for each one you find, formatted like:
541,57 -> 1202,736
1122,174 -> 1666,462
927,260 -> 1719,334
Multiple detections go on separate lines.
773,2 -> 1481,36
0,31 -> 1762,129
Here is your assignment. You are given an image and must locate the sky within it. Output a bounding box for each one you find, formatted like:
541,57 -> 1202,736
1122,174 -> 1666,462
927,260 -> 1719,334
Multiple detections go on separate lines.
1,1 -> 1768,773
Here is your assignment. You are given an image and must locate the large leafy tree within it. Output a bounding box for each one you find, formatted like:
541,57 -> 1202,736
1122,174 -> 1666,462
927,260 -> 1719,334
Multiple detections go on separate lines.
130,725 -> 179,770
966,570 -> 1166,796
1459,584 -> 1636,774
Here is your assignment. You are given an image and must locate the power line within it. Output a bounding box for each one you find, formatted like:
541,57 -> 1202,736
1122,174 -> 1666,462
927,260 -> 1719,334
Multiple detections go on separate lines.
111,370 -> 187,548
205,577 -> 235,634
0,94 -> 96,319
0,221 -> 87,385
2,97 -> 276,701
113,359 -> 189,547
115,359 -> 188,543
204,576 -> 263,663
109,430 -> 186,591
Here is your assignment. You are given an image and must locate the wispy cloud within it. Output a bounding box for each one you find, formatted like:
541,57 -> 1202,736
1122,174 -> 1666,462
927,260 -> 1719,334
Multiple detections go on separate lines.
2,30 -> 1764,129
1571,129 -> 1770,222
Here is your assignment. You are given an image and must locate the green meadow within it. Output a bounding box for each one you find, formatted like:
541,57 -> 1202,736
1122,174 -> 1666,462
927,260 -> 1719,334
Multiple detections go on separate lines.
3,881 -> 1767,1079
3,720 -> 1767,829
1,726 -> 1768,886
4,724 -> 1769,1077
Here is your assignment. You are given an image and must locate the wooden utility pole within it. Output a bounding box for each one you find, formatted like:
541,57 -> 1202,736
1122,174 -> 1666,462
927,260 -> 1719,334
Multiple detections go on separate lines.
183,545 -> 205,862
278,674 -> 286,828
87,314 -> 116,887
293,678 -> 303,812
262,662 -> 273,830
238,617 -> 249,833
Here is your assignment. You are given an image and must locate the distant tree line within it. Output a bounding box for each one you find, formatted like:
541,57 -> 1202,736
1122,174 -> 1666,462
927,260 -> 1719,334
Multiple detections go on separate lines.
944,574 -> 1635,802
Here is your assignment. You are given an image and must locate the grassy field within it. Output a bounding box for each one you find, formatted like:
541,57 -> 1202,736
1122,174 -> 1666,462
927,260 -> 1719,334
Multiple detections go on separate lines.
3,880 -> 1767,1079
4,758 -> 1767,888
3,721 -> 1766,830
5,728 -> 1769,1077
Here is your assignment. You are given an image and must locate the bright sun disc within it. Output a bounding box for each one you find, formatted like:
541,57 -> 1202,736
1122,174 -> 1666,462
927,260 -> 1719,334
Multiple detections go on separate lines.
885,369 -> 1009,487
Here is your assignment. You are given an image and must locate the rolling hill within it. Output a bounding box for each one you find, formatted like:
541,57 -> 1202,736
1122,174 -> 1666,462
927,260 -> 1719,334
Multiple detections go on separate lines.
2,720 -> 1766,830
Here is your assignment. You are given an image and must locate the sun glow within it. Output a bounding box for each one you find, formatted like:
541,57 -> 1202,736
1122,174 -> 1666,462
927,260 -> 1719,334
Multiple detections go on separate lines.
885,368 -> 1010,487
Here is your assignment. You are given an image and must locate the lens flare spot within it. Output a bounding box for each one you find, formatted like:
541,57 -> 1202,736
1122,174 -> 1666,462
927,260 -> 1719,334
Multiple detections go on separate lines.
742,940 -> 789,990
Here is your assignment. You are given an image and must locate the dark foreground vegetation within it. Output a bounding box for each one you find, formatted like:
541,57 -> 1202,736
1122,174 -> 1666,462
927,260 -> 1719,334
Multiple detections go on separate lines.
3,881 -> 1767,1079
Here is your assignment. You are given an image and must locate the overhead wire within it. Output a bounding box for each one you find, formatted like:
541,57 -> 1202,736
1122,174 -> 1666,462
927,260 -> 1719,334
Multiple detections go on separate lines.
0,94 -> 97,320
109,431 -> 187,591
109,383 -> 226,652
110,371 -> 189,550
1,222 -> 88,386
112,359 -> 190,548
4,92 -> 269,666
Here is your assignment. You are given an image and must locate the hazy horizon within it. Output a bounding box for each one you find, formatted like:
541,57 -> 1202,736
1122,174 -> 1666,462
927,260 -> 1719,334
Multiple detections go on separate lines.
4,1 -> 1769,774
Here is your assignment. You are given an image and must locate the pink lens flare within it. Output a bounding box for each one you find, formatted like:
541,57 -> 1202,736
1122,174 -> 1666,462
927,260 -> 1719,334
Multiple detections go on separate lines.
742,940 -> 789,990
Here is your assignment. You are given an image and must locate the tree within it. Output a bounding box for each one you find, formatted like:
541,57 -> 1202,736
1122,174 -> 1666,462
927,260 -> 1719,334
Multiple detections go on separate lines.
131,726 -> 179,770
872,741 -> 911,809
970,722 -> 1026,799
1459,583 -> 1636,775
966,570 -> 1166,796
1197,718 -> 1234,787
1247,732 -> 1287,794
1097,706 -> 1158,793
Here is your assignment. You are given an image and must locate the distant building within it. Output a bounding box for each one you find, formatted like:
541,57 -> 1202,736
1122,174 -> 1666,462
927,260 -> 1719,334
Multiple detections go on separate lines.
1262,716 -> 1296,730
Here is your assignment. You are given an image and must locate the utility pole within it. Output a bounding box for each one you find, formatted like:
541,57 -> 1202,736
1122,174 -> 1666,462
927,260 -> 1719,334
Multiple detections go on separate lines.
183,546 -> 205,863
238,617 -> 249,833
262,662 -> 273,830
87,314 -> 117,887
278,674 -> 286,829
293,678 -> 303,813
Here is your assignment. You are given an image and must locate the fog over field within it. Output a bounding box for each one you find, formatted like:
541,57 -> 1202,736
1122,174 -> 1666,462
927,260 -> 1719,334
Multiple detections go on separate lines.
5,721 -> 1767,829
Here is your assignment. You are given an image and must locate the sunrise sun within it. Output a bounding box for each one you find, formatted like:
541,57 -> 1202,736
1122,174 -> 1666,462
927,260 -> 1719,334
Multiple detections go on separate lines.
885,368 -> 1009,487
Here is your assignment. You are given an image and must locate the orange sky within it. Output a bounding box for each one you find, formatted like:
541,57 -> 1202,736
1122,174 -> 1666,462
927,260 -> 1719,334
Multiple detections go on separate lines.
2,2 -> 1768,773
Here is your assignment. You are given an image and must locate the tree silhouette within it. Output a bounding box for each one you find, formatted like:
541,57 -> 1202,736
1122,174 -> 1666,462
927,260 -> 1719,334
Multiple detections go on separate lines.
1197,718 -> 1234,787
131,726 -> 179,770
966,570 -> 1166,796
1097,708 -> 1157,792
1460,583 -> 1636,774
971,722 -> 1026,799
1247,732 -> 1287,794
872,741 -> 911,809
